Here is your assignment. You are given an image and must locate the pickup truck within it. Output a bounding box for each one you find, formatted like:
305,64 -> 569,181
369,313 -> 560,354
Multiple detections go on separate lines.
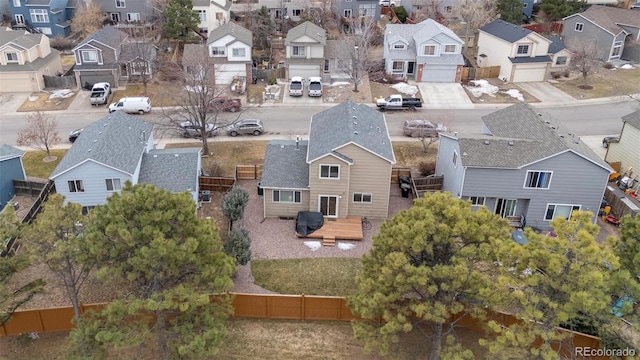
89,82 -> 111,105
376,94 -> 422,111
208,97 -> 242,112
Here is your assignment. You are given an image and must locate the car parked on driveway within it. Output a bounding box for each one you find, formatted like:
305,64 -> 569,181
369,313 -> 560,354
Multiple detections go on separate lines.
602,136 -> 620,148
179,121 -> 218,138
403,120 -> 447,138
226,119 -> 264,136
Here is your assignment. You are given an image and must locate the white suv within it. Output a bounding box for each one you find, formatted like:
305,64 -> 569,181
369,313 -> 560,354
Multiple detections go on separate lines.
289,76 -> 304,97
379,0 -> 397,7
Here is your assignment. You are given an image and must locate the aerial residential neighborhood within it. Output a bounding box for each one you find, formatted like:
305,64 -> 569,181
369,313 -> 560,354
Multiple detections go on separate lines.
1,0 -> 640,358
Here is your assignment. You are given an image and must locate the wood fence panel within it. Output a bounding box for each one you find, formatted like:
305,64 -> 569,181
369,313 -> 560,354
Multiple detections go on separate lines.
43,74 -> 77,89
304,296 -> 343,321
2,310 -> 44,336
235,164 -> 263,180
232,294 -> 269,318
198,176 -> 235,192
267,295 -> 303,319
39,307 -> 75,332
390,167 -> 411,184
12,179 -> 47,196
461,67 -> 470,80
21,180 -> 56,224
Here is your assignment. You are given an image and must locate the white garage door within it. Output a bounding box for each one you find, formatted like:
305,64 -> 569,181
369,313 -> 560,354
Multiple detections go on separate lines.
0,73 -> 35,92
421,65 -> 457,83
288,65 -> 320,80
512,66 -> 547,83
215,64 -> 246,85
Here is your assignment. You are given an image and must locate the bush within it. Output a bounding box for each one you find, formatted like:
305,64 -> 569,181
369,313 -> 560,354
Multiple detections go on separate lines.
221,186 -> 250,227
204,160 -> 225,177
268,77 -> 277,85
394,6 -> 408,23
550,72 -> 562,79
50,36 -> 76,52
563,68 -> 571,77
603,62 -> 614,69
224,227 -> 252,266
418,161 -> 436,176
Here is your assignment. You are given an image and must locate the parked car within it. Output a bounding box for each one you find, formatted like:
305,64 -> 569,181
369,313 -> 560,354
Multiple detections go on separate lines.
226,119 -> 264,136
403,120 -> 447,138
89,82 -> 111,105
376,94 -> 422,111
69,128 -> 83,142
379,0 -> 397,7
308,77 -> 323,97
602,136 -> 620,148
179,121 -> 218,138
108,97 -> 152,114
289,76 -> 304,97
208,97 -> 242,112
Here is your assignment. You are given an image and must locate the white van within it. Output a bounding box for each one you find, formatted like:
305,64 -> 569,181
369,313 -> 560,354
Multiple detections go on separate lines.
108,97 -> 151,114
289,76 -> 304,97
308,77 -> 322,97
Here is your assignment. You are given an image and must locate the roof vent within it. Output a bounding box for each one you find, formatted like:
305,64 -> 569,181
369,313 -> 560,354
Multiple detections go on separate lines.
104,123 -> 108,127
354,131 -> 358,135
175,154 -> 179,157
87,149 -> 91,152
98,131 -> 102,135
353,121 -> 357,125
484,140 -> 490,145
93,139 -> 97,143
545,121 -> 551,124
454,132 -> 458,137
508,141 -> 514,146
559,134 -> 565,138
153,154 -> 158,158
353,115 -> 357,119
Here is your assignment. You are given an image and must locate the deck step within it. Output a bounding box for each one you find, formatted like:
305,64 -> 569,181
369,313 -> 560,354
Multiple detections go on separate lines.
323,235 -> 336,246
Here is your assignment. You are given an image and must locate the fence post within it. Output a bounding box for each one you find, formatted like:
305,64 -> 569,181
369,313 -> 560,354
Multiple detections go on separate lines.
301,294 -> 305,320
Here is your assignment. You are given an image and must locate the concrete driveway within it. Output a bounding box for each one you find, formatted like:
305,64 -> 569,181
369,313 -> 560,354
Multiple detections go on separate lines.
281,85 -> 324,105
416,83 -> 474,109
516,82 -> 575,104
0,92 -> 31,114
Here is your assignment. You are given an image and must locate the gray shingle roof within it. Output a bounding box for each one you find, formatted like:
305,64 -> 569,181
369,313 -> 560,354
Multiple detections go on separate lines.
307,101 -> 395,164
0,48 -> 61,71
456,103 -> 610,170
385,19 -> 464,64
181,44 -> 209,66
622,110 -> 640,129
139,148 -> 201,193
285,21 -> 326,45
546,35 -> 566,54
193,0 -> 231,8
119,43 -> 157,63
566,5 -> 640,35
261,140 -> 309,189
0,28 -> 41,50
480,19 -> 533,43
509,55 -> 551,63
207,21 -> 253,47
50,111 -> 153,178
0,145 -> 24,161
74,25 -> 128,51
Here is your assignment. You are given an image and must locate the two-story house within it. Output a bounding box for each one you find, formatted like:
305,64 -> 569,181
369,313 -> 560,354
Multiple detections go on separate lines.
337,0 -> 380,33
50,111 -> 202,213
435,103 -> 612,230
98,0 -> 157,28
9,0 -> 76,37
383,18 -> 464,82
605,110 -> 640,183
260,100 -> 396,219
203,21 -> 252,84
562,5 -> 640,62
477,19 -> 552,82
0,27 -> 63,92
285,21 -> 326,80
72,25 -> 128,88
0,145 -> 27,209
193,0 -> 231,37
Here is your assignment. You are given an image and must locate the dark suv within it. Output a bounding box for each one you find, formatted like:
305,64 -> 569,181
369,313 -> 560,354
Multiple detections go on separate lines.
226,119 -> 264,136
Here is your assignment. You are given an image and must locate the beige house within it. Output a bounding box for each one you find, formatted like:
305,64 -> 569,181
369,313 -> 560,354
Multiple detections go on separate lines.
285,21 -> 326,80
0,27 -> 62,93
477,19 -> 552,82
260,101 -> 396,219
606,110 -> 640,179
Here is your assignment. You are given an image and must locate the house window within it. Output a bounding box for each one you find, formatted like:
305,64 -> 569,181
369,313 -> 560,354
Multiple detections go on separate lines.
452,151 -> 458,167
524,171 -> 552,189
353,193 -> 372,203
110,13 -> 120,22
556,56 -> 567,65
68,180 -> 85,193
320,164 -> 339,179
611,42 -> 622,57
423,45 -> 436,56
81,50 -> 98,63
292,45 -> 305,57
216,12 -> 224,20
127,13 -> 140,21
5,52 -> 18,63
273,190 -> 301,203
105,178 -> 121,191
116,0 -> 125,8
464,196 -> 486,206
523,2 -> 528,7
444,44 -> 456,53
210,46 -> 225,56
545,204 -> 580,221
358,3 -> 376,17
324,58 -> 330,72
392,61 -> 404,73
232,48 -> 246,57
29,9 -> 49,23
516,44 -> 530,56
344,9 -> 352,18
37,27 -> 52,35
496,199 -> 517,218
13,0 -> 20,6
199,27 -> 208,35
197,10 -> 206,21
292,9 -> 303,17
81,206 -> 95,215
393,43 -> 406,50
575,23 -> 583,32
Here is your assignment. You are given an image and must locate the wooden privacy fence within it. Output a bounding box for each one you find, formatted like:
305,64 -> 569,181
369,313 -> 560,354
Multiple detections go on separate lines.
412,175 -> 444,198
461,66 -> 500,81
20,180 -> 55,224
199,176 -> 235,192
236,164 -> 263,180
43,74 -> 77,89
12,179 -> 47,196
390,167 -> 411,184
604,185 -> 639,219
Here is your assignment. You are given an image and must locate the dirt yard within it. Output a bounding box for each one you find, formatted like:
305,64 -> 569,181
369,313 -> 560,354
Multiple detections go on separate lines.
462,78 -> 540,104
17,90 -> 77,112
550,65 -> 640,99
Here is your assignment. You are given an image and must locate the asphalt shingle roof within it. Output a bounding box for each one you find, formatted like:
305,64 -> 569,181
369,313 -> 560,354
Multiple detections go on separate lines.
456,103 -> 610,170
0,28 -> 41,50
567,5 -> 640,35
50,111 -> 153,178
480,19 -> 533,43
75,25 -> 127,51
546,35 -> 566,54
509,55 -> 551,63
285,21 -> 326,45
0,48 -> 61,71
0,145 -> 24,161
139,148 -> 201,193
385,19 -> 464,65
119,43 -> 157,62
207,21 -> 253,47
307,101 -> 395,164
622,110 -> 640,129
261,140 -> 309,189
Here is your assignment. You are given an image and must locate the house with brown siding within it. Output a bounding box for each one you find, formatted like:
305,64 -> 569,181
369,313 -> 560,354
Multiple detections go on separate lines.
260,101 -> 396,219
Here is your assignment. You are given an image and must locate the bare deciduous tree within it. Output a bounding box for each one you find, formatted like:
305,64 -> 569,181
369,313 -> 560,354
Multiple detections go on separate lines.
71,1 -> 106,39
334,17 -> 380,93
456,0 -> 498,56
121,26 -> 159,96
16,111 -> 61,160
412,0 -> 446,24
567,38 -> 599,87
298,0 -> 339,37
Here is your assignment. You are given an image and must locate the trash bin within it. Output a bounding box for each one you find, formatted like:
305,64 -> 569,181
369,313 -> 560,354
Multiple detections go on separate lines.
257,182 -> 263,197
398,175 -> 410,188
201,190 -> 211,202
400,183 -> 411,198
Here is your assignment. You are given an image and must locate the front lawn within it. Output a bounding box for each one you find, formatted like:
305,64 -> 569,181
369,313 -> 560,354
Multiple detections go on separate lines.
111,82 -> 184,107
252,258 -> 362,296
21,150 -> 66,178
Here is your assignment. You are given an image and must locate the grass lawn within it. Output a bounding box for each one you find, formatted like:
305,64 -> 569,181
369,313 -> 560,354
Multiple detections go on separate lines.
111,82 -> 184,107
21,150 -> 66,178
252,258 -> 362,296
17,92 -> 77,112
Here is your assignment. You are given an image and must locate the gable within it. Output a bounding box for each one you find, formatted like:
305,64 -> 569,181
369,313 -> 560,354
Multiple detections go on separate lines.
288,34 -> 322,44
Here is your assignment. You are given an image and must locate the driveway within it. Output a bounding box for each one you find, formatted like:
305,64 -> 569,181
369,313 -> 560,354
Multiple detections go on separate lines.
516,82 -> 575,104
416,83 -> 474,109
281,85 -> 325,105
0,92 -> 31,114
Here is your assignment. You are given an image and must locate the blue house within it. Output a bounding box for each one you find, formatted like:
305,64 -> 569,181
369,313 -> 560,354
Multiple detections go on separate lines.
521,0 -> 534,21
9,0 -> 77,38
0,145 -> 27,209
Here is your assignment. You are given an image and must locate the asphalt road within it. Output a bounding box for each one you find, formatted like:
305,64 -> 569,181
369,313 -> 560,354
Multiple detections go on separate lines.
0,101 -> 638,146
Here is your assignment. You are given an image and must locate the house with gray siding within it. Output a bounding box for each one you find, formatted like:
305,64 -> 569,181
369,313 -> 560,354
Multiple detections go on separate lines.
435,103 -> 612,230
260,100 -> 396,219
50,111 -> 201,212
562,5 -> 640,62
97,0 -> 157,27
72,25 -> 128,88
285,21 -> 326,80
337,0 -> 380,33
0,145 -> 27,209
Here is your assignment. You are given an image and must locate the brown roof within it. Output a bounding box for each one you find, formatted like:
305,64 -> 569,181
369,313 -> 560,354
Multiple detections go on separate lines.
575,5 -> 640,35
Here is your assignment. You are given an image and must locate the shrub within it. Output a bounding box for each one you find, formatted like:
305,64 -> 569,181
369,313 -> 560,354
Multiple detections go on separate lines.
50,36 -> 76,52
563,68 -> 571,77
268,77 -> 277,85
603,62 -> 614,69
550,72 -> 562,79
224,227 -> 252,266
221,186 -> 249,228
418,161 -> 436,176
204,160 -> 225,177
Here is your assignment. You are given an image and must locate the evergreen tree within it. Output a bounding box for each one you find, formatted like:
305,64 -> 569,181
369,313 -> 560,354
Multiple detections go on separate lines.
221,186 -> 249,230
224,227 -> 252,266
497,0 -> 524,24
164,0 -> 200,40
541,0 -> 585,22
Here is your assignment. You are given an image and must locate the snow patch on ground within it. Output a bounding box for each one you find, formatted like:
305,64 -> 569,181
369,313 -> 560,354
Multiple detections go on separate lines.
337,242 -> 356,250
303,241 -> 322,251
501,89 -> 524,101
329,82 -> 350,87
391,82 -> 419,96
465,80 -> 498,97
49,89 -> 74,99
620,64 -> 635,70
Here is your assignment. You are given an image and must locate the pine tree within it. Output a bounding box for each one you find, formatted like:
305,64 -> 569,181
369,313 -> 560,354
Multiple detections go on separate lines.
164,0 -> 200,40
221,186 -> 249,230
497,0 -> 524,24
224,227 -> 252,266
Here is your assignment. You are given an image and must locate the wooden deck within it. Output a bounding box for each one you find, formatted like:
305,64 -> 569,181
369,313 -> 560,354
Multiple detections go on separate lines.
296,216 -> 364,246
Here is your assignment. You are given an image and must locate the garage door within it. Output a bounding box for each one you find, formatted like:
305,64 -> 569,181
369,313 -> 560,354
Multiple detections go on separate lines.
421,65 -> 457,83
0,73 -> 35,92
512,66 -> 546,83
215,64 -> 246,84
288,65 -> 320,80
79,73 -> 115,89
